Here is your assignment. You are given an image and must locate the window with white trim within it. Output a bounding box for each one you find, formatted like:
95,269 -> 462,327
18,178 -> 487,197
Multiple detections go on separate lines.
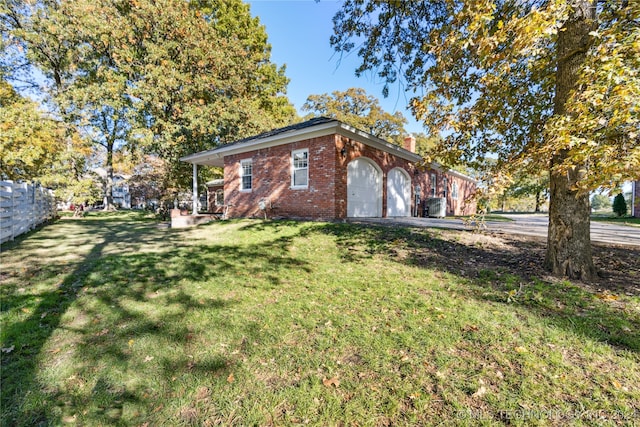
215,189 -> 224,206
452,181 -> 459,200
443,177 -> 448,198
292,149 -> 308,188
240,159 -> 252,191
430,173 -> 437,197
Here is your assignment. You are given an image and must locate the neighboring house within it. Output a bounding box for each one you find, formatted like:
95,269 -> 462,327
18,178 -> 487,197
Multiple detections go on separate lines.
181,117 -> 476,220
93,168 -> 131,209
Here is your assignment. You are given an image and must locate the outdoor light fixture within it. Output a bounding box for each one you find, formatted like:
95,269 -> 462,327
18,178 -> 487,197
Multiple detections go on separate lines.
340,147 -> 347,158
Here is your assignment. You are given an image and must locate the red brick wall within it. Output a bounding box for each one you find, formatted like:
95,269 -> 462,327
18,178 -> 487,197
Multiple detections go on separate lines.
206,184 -> 224,213
223,135 -> 339,219
412,168 -> 477,216
221,132 -> 477,219
335,135 -> 418,217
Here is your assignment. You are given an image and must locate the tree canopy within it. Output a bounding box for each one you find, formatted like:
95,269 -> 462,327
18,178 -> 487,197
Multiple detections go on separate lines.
331,0 -> 639,280
1,0 -> 297,202
302,87 -> 407,144
331,0 -> 638,188
0,80 -> 65,181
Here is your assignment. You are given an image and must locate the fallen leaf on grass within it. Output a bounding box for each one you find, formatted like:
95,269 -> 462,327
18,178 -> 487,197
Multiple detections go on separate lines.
514,346 -> 527,354
472,386 -> 487,398
322,377 -> 340,388
1,345 -> 15,354
227,373 -> 234,383
95,329 -> 110,337
596,292 -> 619,301
128,339 -> 134,348
143,356 -> 154,362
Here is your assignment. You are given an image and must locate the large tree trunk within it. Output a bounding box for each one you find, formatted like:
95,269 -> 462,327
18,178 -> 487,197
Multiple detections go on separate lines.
104,140 -> 114,210
545,0 -> 597,280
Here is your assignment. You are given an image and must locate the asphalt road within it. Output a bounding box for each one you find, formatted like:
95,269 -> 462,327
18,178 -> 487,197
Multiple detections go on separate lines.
353,214 -> 640,247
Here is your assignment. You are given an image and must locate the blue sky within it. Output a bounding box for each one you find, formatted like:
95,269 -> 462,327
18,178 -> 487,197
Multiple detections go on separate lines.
247,0 -> 424,134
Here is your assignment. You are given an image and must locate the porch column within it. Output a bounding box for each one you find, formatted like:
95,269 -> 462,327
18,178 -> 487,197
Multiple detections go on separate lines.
192,163 -> 198,215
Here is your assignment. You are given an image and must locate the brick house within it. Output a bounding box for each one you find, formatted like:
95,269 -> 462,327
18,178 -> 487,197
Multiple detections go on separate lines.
181,117 -> 476,219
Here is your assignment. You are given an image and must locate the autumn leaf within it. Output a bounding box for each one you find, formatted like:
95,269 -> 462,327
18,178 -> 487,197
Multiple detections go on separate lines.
463,324 -> 479,333
610,379 -> 628,392
514,346 -> 527,354
144,355 -> 154,362
472,386 -> 487,398
128,339 -> 135,348
227,373 -> 235,383
596,292 -> 618,301
322,377 -> 340,388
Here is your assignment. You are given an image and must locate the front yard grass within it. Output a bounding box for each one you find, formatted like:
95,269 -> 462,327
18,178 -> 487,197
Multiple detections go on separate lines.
1,212 -> 639,426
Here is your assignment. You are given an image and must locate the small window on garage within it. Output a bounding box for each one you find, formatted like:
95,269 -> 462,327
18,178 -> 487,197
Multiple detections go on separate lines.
215,189 -> 224,206
292,148 -> 308,188
443,177 -> 448,198
240,159 -> 252,191
452,182 -> 459,200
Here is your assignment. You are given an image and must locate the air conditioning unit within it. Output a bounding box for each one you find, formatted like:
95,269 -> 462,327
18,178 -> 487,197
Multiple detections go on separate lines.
425,197 -> 447,218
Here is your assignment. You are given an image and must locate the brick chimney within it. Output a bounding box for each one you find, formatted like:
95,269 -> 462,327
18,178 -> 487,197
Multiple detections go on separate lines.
403,135 -> 416,153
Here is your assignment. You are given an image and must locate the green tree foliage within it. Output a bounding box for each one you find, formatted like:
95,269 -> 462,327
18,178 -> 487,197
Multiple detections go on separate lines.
612,193 -> 627,217
0,80 -> 66,181
331,0 -> 639,280
2,0 -> 297,198
413,133 -> 439,158
302,88 -> 407,144
590,193 -> 610,211
506,171 -> 549,213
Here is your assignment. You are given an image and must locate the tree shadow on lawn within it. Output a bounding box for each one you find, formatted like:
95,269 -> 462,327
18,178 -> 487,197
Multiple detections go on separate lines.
315,221 -> 640,353
1,218 -> 182,425
1,217 -> 310,425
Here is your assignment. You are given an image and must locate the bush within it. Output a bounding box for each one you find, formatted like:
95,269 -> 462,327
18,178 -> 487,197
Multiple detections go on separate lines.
612,193 -> 627,217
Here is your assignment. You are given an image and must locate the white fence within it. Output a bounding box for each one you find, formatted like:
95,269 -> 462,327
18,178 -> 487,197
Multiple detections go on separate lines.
0,181 -> 57,244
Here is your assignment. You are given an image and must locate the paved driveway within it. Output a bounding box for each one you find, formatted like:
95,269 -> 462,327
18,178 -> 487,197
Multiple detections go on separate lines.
352,214 -> 640,247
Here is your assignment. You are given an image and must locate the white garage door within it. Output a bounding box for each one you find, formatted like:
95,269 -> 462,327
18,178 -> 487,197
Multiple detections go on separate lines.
387,168 -> 411,217
347,158 -> 382,217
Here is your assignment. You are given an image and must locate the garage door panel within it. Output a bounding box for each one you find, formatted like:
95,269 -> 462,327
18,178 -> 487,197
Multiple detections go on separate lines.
347,158 -> 382,217
387,168 -> 410,217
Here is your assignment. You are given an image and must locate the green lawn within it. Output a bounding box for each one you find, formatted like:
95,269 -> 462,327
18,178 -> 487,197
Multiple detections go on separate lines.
1,212 -> 639,426
591,215 -> 640,227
